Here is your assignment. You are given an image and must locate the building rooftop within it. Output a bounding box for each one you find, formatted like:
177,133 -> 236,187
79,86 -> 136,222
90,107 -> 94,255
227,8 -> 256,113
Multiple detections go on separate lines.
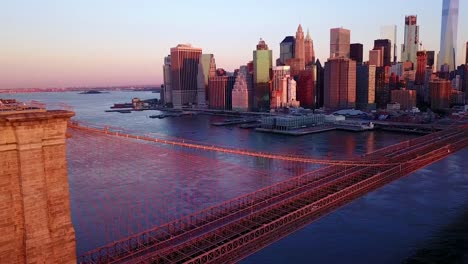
280,36 -> 295,44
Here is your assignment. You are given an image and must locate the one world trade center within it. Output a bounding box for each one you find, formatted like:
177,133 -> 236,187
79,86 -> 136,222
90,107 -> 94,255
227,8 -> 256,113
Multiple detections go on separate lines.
438,0 -> 459,71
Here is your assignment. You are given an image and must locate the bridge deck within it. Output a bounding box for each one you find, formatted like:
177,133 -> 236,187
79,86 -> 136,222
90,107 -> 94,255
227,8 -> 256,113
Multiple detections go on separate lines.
75,124 -> 468,264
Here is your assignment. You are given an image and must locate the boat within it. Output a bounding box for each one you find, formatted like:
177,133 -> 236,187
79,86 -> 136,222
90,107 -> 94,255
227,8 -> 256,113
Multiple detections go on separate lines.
79,90 -> 103,94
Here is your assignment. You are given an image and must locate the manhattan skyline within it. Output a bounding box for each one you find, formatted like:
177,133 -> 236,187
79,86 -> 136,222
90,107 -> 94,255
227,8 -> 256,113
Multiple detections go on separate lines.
1,0 -> 467,89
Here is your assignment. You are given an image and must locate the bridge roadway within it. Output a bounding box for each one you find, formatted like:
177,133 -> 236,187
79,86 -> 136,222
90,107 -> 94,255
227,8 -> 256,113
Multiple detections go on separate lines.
77,125 -> 468,264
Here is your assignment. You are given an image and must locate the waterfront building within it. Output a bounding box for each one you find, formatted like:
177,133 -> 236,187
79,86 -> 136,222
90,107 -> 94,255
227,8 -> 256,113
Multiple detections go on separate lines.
330,28 -> 351,59
163,55 -> 172,105
170,44 -> 202,108
304,29 -> 315,66
415,51 -> 427,85
279,36 -> 295,65
295,24 -> 305,70
391,89 -> 417,110
297,68 -> 315,109
350,43 -> 363,64
196,54 -> 216,107
401,15 -> 419,64
324,57 -> 356,109
270,66 -> 299,108
260,115 -> 325,130
438,0 -> 459,72
356,64 -> 376,110
286,77 -> 299,108
380,25 -> 397,63
232,66 -> 250,112
429,79 -> 452,110
253,39 -> 273,111
374,39 -> 392,66
369,49 -> 383,67
208,70 -> 235,110
315,60 -> 325,108
375,66 -> 391,109
270,66 -> 291,109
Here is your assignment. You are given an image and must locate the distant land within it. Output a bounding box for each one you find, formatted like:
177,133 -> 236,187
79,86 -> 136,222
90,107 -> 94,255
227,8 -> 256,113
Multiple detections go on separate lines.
0,85 -> 162,94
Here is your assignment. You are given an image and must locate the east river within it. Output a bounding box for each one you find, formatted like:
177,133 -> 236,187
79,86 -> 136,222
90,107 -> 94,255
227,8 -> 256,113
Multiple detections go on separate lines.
4,91 -> 468,263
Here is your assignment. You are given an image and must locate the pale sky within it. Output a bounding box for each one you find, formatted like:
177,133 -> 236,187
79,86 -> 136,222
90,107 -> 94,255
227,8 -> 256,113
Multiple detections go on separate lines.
1,0 -> 467,89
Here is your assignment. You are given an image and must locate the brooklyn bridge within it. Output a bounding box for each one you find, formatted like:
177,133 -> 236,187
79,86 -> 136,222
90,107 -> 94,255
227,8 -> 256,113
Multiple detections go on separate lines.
1,110 -> 467,264
68,121 -> 468,264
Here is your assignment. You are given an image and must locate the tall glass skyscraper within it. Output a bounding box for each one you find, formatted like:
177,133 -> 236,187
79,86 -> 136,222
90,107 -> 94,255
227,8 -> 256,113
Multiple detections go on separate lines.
438,0 -> 459,71
401,16 -> 419,65
253,39 -> 273,111
330,28 -> 350,59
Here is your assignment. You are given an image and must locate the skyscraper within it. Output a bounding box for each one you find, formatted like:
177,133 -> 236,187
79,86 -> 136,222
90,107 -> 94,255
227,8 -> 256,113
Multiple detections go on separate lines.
162,55 -> 172,105
438,0 -> 459,71
297,68 -> 315,109
304,29 -> 315,66
369,49 -> 383,67
196,54 -> 216,107
416,51 -> 427,85
324,57 -> 356,109
350,43 -> 363,64
295,24 -> 305,69
208,70 -> 235,110
381,25 -> 397,63
391,89 -> 417,110
426,51 -> 435,67
429,79 -> 452,110
170,44 -> 202,108
279,36 -> 295,65
315,60 -> 325,108
271,66 -> 291,109
465,42 -> 468,64
375,66 -> 391,109
253,39 -> 273,111
401,16 -> 419,64
374,39 -> 392,66
356,64 -> 376,110
330,28 -> 351,59
270,69 -> 299,109
232,66 -> 250,112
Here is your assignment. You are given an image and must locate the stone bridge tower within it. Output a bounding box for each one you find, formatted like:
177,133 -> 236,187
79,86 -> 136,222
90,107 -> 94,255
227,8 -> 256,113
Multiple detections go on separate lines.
0,110 -> 76,263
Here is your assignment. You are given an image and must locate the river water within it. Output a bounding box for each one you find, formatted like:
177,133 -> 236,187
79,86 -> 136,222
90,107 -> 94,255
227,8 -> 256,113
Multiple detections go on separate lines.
4,91 -> 467,263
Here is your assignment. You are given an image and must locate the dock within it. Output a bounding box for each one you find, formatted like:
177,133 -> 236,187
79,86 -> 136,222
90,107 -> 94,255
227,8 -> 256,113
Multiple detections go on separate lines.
211,118 -> 259,126
256,126 -> 336,136
255,123 -> 376,136
149,111 -> 197,119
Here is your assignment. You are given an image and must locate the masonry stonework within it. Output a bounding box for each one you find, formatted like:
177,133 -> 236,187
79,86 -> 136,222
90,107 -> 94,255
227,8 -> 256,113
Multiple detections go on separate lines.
0,110 -> 76,263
